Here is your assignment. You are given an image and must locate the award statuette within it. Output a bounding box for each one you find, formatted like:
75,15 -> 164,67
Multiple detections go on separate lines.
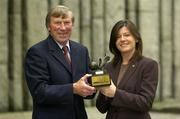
88,56 -> 111,87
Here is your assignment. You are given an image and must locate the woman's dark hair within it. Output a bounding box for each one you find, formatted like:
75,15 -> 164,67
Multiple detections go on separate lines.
109,20 -> 143,66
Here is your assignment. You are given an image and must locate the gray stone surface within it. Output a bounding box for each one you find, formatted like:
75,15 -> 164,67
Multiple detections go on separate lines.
80,0 -> 91,55
63,0 -> 80,42
139,0 -> 159,61
26,0 -> 48,47
92,18 -> 105,60
49,0 -> 59,8
160,0 -> 173,99
128,0 -> 138,23
91,0 -> 105,60
105,0 -> 125,57
0,107 -> 180,119
0,0 -> 9,112
0,0 -> 180,112
174,0 -> 180,98
11,0 -> 23,110
25,0 -> 48,108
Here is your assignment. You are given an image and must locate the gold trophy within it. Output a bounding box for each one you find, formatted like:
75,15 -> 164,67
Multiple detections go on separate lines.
88,55 -> 111,87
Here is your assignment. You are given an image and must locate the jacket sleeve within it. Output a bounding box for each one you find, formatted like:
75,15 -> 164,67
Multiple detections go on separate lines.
111,59 -> 159,112
84,47 -> 96,99
96,63 -> 113,113
25,47 -> 73,105
96,92 -> 113,113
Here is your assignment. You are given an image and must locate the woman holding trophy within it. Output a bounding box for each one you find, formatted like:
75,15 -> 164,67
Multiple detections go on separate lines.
96,20 -> 158,119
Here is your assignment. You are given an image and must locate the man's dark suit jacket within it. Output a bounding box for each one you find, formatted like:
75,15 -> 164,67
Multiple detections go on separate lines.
25,35 -> 91,119
96,56 -> 158,119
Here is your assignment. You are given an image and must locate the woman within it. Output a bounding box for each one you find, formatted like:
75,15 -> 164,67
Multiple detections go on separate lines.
96,20 -> 158,119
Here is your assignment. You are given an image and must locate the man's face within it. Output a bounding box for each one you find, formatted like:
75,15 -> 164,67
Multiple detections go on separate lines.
48,16 -> 73,45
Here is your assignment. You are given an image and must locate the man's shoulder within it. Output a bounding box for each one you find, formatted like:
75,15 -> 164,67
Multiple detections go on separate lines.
27,37 -> 49,54
30,36 -> 52,48
70,40 -> 87,49
70,40 -> 82,46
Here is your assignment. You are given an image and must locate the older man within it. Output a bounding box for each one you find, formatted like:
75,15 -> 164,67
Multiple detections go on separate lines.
25,5 -> 96,119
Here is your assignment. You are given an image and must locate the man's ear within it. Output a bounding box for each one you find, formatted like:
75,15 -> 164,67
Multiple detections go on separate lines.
47,26 -> 50,32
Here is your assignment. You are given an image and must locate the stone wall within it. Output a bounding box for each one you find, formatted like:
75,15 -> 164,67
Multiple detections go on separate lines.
0,0 -> 180,111
0,0 -> 9,112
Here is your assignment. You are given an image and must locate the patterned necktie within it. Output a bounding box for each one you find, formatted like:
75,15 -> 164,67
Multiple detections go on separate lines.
62,46 -> 71,65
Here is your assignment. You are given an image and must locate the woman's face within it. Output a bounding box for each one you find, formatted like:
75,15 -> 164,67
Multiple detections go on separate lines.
115,26 -> 137,55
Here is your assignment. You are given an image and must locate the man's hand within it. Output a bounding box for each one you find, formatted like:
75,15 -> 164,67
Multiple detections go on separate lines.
73,74 -> 96,97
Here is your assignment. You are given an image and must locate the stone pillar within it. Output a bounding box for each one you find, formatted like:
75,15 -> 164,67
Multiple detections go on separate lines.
63,0 -> 80,42
80,0 -> 92,56
26,0 -> 48,48
48,0 -> 60,9
139,0 -> 160,100
160,0 -> 173,100
80,1 -> 92,105
10,0 -> 23,110
91,0 -> 105,61
25,0 -> 48,108
0,0 -> 9,112
139,0 -> 159,61
105,0 -> 125,57
174,0 -> 180,98
127,0 -> 138,24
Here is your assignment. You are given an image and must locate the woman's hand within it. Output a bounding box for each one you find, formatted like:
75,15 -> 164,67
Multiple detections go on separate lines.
98,80 -> 116,98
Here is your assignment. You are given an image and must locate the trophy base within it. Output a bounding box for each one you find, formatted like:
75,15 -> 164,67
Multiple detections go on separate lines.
88,71 -> 111,87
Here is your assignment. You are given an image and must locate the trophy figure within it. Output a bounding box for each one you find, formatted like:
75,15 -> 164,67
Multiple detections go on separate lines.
88,55 -> 111,87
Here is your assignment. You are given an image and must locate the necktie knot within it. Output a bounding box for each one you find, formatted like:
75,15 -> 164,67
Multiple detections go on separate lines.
62,46 -> 68,55
62,46 -> 71,65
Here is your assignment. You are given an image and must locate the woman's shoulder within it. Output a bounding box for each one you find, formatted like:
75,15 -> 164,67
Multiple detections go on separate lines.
138,56 -> 159,68
104,62 -> 112,68
141,56 -> 158,63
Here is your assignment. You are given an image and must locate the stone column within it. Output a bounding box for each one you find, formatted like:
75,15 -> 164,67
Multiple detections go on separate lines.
139,0 -> 159,60
48,0 -> 60,9
80,0 -> 92,56
160,0 -> 173,100
26,0 -> 48,48
25,0 -> 48,108
9,0 -> 23,110
91,0 -> 105,61
127,0 -> 138,24
139,0 -> 160,99
80,1 -> 92,105
105,0 -> 125,57
174,0 -> 180,99
63,0 -> 80,42
0,0 -> 9,112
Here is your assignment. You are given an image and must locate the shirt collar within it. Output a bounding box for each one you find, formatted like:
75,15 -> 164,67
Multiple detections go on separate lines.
55,40 -> 70,52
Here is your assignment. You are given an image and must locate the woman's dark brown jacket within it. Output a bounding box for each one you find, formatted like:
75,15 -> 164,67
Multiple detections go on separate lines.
96,56 -> 159,119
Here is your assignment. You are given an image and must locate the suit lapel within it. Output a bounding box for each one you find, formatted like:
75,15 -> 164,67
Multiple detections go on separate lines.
47,36 -> 72,73
112,62 -> 121,87
69,41 -> 79,78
